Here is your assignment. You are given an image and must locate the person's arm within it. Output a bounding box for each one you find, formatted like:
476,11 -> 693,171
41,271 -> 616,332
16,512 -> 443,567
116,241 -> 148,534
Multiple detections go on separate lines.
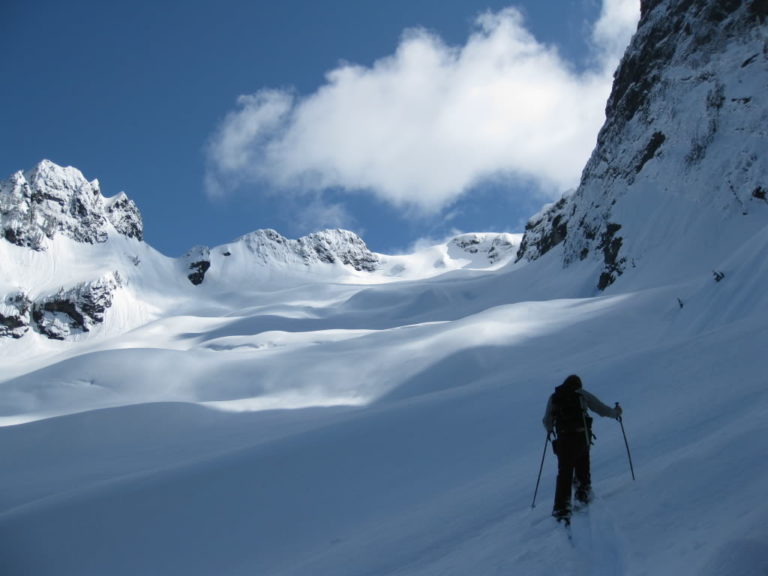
579,389 -> 621,419
542,395 -> 554,432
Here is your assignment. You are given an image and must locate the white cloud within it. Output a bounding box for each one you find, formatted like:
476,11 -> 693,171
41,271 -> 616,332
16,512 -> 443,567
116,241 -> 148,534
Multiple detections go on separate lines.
593,0 -> 642,63
205,90 -> 294,197
205,1 -> 640,213
292,195 -> 355,232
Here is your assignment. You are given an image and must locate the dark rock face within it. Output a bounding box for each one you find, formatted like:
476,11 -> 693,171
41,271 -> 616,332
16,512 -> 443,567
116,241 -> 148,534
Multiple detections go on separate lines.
1,275 -> 122,340
0,160 -> 144,250
0,293 -> 32,339
31,274 -> 122,340
635,132 -> 667,175
105,193 -> 143,241
597,223 -> 626,290
184,246 -> 212,286
242,229 -> 380,271
516,0 -> 767,290
516,198 -> 570,263
300,230 -> 380,272
450,234 -> 517,265
187,261 -> 211,286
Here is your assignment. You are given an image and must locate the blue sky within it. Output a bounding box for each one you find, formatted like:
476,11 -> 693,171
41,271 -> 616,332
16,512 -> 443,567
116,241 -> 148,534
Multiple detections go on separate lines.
0,0 -> 638,257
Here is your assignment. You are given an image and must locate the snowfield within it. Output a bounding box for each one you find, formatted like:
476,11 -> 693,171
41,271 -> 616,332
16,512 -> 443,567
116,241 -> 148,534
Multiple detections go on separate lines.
1,222 -> 767,575
2,0 -> 768,573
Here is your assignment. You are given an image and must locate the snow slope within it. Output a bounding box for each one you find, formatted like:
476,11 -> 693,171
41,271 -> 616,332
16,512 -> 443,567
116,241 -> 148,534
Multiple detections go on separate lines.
0,229 -> 767,575
1,0 -> 768,574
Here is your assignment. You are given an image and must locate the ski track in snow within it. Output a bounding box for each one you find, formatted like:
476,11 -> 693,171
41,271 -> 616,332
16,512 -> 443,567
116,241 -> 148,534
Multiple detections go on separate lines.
570,499 -> 626,576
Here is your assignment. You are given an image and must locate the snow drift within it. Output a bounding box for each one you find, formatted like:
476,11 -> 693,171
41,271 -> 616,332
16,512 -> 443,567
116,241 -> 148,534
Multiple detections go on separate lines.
1,0 -> 767,575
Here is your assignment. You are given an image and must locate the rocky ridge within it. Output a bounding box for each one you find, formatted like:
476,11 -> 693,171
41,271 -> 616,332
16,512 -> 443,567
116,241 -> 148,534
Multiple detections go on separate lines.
0,161 -> 385,339
449,233 -> 519,265
240,228 -> 380,272
1,273 -> 122,340
183,229 -> 380,285
0,160 -> 143,250
517,0 -> 768,290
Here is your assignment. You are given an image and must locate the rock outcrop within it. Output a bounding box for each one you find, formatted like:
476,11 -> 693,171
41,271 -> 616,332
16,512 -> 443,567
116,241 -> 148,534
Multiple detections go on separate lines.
0,160 -> 143,250
31,273 -> 123,340
240,228 -> 379,272
517,0 -> 768,290
449,233 -> 519,265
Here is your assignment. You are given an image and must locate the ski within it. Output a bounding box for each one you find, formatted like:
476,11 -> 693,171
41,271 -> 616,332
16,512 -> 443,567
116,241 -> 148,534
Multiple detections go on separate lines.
555,516 -> 573,543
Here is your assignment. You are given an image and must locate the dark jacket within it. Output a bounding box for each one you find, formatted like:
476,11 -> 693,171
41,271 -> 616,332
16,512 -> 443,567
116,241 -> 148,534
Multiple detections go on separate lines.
542,388 -> 619,433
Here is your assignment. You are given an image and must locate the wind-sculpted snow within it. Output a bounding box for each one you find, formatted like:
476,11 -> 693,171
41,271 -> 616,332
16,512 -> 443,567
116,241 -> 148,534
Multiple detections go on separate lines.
0,266 -> 767,575
1,1 -> 768,573
1,209 -> 768,576
1,153 -> 767,576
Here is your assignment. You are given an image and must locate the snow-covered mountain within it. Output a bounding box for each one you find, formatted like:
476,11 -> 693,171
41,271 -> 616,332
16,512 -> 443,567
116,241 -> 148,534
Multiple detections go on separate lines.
0,161 -> 143,339
0,159 -> 143,249
0,160 -> 520,342
518,0 -> 768,291
0,1 -> 767,575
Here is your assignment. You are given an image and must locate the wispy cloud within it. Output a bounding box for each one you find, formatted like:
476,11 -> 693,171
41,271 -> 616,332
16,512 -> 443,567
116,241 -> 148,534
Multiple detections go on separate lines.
205,90 -> 294,198
205,0 -> 640,214
592,0 -> 642,62
291,194 -> 355,232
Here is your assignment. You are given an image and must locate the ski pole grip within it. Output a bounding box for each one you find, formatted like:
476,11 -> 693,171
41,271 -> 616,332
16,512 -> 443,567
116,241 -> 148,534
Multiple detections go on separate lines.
614,402 -> 623,422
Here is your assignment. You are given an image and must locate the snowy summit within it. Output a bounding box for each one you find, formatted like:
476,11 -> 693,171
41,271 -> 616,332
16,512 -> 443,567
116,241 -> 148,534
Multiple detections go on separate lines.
0,159 -> 143,250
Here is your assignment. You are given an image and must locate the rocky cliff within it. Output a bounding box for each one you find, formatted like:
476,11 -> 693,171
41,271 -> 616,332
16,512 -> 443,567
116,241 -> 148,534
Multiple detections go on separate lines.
0,160 -> 143,250
517,0 -> 768,290
182,229 -> 379,286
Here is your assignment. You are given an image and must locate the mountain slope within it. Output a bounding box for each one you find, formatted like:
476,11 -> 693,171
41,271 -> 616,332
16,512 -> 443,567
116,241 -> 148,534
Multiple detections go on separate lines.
1,0 -> 768,575
0,248 -> 766,575
0,160 -> 521,344
518,0 -> 768,291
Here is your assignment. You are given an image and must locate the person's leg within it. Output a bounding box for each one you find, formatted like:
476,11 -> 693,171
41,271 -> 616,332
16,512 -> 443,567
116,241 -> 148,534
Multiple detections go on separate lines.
553,436 -> 576,518
574,437 -> 592,503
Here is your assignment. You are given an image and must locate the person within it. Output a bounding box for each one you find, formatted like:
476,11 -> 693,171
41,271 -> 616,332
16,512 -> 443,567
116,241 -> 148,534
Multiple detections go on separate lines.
542,374 -> 622,523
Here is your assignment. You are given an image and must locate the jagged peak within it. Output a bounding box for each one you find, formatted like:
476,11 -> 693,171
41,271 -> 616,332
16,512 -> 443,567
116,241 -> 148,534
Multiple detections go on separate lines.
24,159 -> 92,190
1,160 -> 144,248
181,228 -> 379,286
104,191 -> 129,207
240,228 -> 379,270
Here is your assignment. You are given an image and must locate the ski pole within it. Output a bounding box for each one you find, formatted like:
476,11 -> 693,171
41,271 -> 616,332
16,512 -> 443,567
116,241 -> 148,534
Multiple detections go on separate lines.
531,431 -> 551,508
616,402 -> 635,481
